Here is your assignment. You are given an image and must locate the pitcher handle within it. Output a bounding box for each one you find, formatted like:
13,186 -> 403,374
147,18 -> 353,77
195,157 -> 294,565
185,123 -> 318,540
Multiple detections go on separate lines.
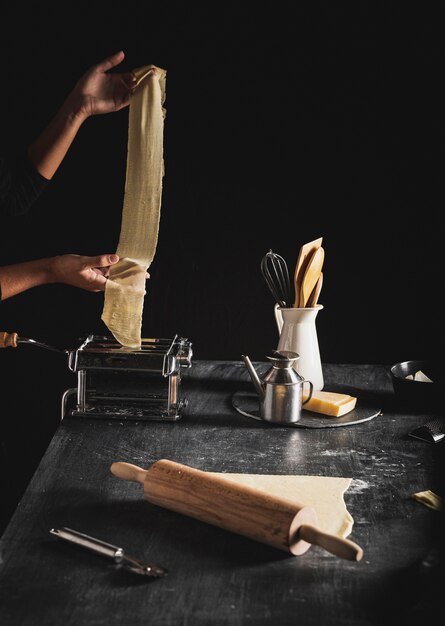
274,303 -> 283,335
302,380 -> 313,405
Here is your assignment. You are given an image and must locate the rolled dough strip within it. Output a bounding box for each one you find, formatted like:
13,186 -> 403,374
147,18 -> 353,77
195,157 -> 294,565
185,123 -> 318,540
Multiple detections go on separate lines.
102,64 -> 166,348
211,473 -> 354,538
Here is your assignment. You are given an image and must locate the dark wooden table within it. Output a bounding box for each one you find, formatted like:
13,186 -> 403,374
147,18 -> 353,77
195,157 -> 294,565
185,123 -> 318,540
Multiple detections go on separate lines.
0,361 -> 443,625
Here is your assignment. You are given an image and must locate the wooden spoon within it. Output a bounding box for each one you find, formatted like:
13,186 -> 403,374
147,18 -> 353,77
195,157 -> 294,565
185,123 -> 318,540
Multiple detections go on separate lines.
306,271 -> 323,307
293,237 -> 323,307
299,247 -> 324,308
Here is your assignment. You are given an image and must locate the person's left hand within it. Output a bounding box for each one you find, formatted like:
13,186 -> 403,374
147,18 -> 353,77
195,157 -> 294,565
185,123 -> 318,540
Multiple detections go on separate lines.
68,51 -> 141,119
50,253 -> 120,292
50,253 -> 150,292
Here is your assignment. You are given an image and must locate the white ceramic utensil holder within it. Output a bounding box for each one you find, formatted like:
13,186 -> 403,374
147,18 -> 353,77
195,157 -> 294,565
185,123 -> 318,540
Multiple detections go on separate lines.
274,304 -> 324,391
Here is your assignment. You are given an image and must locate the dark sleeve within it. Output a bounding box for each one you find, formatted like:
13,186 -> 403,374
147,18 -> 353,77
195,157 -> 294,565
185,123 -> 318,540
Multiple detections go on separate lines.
0,153 -> 49,217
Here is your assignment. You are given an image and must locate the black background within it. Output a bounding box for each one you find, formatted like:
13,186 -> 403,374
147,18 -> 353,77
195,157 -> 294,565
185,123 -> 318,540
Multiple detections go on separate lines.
0,2 -> 442,527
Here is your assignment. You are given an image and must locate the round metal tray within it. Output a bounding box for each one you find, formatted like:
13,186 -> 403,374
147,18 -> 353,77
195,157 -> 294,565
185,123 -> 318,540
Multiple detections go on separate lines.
231,390 -> 381,428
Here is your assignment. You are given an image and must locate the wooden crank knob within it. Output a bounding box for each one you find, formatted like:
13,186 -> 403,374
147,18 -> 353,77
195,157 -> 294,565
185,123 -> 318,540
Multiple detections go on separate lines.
0,331 -> 18,348
111,460 -> 363,561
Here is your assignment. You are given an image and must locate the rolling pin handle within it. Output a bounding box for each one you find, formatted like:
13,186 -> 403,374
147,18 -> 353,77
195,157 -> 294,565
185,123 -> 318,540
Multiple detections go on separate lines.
298,524 -> 363,561
0,331 -> 18,348
110,462 -> 148,485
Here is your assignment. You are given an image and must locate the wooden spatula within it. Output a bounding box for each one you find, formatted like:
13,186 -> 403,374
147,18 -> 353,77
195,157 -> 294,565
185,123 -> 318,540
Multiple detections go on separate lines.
306,271 -> 323,307
293,237 -> 323,307
300,247 -> 324,308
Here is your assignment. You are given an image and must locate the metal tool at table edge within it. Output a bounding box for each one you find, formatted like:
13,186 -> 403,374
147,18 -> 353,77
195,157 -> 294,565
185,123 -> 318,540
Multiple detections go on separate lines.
0,331 -> 65,353
50,527 -> 167,578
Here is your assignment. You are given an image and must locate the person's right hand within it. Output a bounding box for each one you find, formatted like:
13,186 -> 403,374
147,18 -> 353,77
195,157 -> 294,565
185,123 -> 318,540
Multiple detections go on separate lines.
67,51 -> 153,121
67,50 -> 155,119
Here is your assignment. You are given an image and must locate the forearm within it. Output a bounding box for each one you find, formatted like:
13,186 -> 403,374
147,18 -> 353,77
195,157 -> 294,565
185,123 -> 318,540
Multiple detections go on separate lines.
0,253 -> 119,301
27,99 -> 87,181
26,51 -> 134,181
0,258 -> 56,300
0,154 -> 50,217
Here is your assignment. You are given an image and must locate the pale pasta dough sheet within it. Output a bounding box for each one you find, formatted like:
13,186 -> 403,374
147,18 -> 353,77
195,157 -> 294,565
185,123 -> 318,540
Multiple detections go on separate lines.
210,473 -> 354,538
102,64 -> 166,348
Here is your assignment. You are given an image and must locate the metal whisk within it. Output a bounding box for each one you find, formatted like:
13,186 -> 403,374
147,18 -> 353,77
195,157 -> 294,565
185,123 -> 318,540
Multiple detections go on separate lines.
260,249 -> 293,307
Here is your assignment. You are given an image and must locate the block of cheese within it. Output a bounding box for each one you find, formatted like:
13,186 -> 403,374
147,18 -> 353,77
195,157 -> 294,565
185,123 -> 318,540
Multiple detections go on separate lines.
302,390 -> 357,417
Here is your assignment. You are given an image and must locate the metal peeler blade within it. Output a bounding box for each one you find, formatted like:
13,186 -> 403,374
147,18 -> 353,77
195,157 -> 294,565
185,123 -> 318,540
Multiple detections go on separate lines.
119,553 -> 167,578
50,527 -> 167,579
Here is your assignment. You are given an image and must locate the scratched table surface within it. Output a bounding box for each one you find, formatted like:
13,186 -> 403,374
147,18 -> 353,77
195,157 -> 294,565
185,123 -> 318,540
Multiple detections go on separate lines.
0,361 -> 443,626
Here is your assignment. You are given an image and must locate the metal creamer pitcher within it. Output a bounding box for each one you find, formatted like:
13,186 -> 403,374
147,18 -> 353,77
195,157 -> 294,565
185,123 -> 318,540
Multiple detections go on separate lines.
242,351 -> 313,424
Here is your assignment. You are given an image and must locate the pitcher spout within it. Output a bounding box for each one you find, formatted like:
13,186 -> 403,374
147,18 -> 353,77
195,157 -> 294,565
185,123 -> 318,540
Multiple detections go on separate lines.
241,355 -> 265,400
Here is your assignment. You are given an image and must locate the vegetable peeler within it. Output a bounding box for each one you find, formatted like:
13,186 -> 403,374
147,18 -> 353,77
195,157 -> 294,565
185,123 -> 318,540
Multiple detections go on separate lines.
50,527 -> 167,578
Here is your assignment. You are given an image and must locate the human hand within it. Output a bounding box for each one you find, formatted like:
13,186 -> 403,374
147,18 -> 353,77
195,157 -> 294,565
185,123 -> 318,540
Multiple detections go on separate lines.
0,254 -> 150,300
50,253 -> 120,292
68,50 -> 149,120
50,254 -> 150,292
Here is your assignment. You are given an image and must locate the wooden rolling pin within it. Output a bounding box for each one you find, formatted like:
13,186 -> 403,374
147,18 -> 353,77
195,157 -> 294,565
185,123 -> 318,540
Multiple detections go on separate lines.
111,459 -> 363,561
